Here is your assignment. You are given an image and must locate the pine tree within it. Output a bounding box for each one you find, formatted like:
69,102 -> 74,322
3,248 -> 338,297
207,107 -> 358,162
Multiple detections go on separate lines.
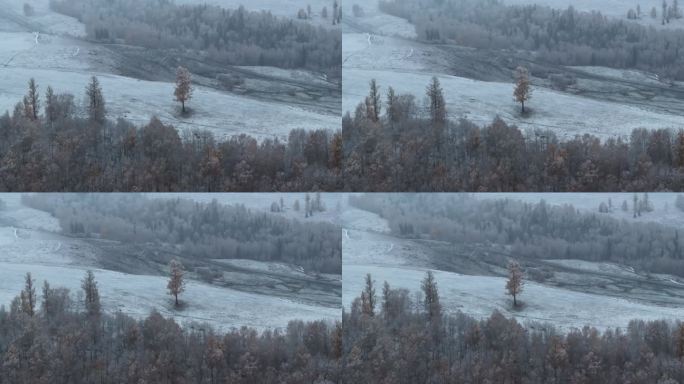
421,271 -> 441,320
386,86 -> 398,124
45,86 -> 56,124
361,273 -> 376,316
167,258 -> 185,307
82,270 -> 101,317
24,78 -> 39,121
367,79 -> 381,122
514,66 -> 532,114
426,76 -> 446,124
506,261 -> 524,307
174,66 -> 193,114
85,76 -> 106,124
20,272 -> 36,317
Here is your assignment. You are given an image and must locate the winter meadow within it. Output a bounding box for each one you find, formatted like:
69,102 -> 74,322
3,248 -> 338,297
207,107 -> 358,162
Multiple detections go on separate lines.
0,0 -> 684,383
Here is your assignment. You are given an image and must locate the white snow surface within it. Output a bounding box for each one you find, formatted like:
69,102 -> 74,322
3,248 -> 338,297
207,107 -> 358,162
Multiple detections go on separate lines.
343,197 -> 684,332
343,67 -> 684,141
0,194 -> 340,331
0,67 -> 338,142
0,0 -> 338,142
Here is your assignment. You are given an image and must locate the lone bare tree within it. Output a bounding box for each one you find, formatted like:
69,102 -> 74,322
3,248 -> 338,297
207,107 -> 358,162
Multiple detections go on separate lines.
514,66 -> 532,114
506,261 -> 524,307
174,66 -> 193,114
167,258 -> 185,307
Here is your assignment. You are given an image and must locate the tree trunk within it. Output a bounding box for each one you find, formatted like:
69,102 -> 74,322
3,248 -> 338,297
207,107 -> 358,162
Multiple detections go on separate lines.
182,101 -> 185,114
521,101 -> 525,113
175,294 -> 179,307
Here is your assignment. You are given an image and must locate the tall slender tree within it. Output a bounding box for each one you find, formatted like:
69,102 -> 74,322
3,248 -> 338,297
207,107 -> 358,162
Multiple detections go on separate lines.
506,261 -> 524,307
174,66 -> 193,114
20,272 -> 36,317
167,258 -> 185,307
514,66 -> 532,114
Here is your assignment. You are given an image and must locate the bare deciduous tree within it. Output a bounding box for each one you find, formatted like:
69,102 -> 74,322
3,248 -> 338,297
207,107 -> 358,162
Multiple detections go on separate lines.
168,258 -> 185,307
174,66 -> 193,114
514,66 -> 532,114
506,261 -> 524,307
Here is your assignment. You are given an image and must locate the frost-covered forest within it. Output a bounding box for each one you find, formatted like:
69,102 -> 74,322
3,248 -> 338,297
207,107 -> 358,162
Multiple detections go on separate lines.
50,0 -> 341,77
349,193 -> 684,277
344,79 -> 684,191
0,274 -> 342,384
343,275 -> 684,384
379,0 -> 684,79
0,79 -> 342,192
21,193 -> 341,274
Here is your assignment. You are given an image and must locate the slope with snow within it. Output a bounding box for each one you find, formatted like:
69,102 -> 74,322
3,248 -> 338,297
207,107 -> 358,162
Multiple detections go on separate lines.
342,1 -> 684,140
0,0 -> 339,142
342,196 -> 684,332
0,194 -> 341,331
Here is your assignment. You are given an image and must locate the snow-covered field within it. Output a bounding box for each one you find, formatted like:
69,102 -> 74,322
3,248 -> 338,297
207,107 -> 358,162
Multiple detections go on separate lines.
343,1 -> 684,140
343,197 -> 684,332
0,194 -> 341,331
343,265 -> 684,331
0,0 -> 338,142
343,67 -> 684,140
0,67 -> 338,141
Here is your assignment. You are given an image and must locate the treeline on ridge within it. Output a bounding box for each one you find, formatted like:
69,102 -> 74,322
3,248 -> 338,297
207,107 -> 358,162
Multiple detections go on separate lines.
380,0 -> 684,80
0,274 -> 342,384
344,78 -> 684,192
22,193 -> 342,274
343,273 -> 684,383
0,78 -> 342,192
49,0 -> 341,77
349,193 -> 684,277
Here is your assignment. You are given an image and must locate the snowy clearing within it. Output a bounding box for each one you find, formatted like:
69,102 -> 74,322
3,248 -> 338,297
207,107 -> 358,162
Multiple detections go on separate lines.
343,198 -> 684,332
343,265 -> 684,332
0,67 -> 339,141
343,68 -> 684,140
0,194 -> 341,331
0,262 -> 338,332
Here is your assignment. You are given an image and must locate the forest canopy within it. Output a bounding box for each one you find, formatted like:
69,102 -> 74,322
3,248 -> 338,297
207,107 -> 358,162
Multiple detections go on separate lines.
0,80 -> 342,192
380,0 -> 684,79
0,276 -> 342,384
22,193 -> 342,274
50,0 -> 341,75
343,275 -> 684,383
349,193 -> 684,277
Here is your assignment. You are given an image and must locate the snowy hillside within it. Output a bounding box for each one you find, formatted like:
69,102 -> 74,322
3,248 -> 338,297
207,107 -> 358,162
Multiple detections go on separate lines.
342,196 -> 684,331
0,0 -> 339,142
0,194 -> 341,331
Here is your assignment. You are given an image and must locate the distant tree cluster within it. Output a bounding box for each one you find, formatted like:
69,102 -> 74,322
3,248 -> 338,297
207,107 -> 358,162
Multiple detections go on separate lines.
49,0 -> 341,77
22,193 -> 342,274
0,275 -> 342,384
0,79 -> 342,192
379,0 -> 684,80
349,193 -> 684,277
343,274 -> 684,383
344,79 -> 684,192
